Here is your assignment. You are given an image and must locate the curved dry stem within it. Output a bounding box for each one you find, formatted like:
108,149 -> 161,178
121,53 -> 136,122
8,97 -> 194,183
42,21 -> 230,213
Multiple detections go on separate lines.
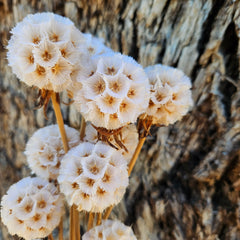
128,137 -> 146,175
103,116 -> 153,219
51,92 -> 69,152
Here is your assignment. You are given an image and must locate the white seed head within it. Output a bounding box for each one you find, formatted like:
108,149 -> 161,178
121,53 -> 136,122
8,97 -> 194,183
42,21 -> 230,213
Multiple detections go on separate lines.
84,123 -> 138,162
25,124 -> 80,180
73,53 -> 150,129
145,64 -> 193,125
82,220 -> 137,240
1,177 -> 64,240
7,12 -> 87,92
58,141 -> 129,213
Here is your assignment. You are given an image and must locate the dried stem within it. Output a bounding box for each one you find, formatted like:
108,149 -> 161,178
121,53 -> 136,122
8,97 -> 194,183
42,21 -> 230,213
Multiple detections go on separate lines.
128,115 -> 153,175
71,117 -> 87,240
96,212 -> 102,226
128,137 -> 146,175
103,205 -> 113,220
48,233 -> 54,240
80,117 -> 86,141
74,205 -> 80,240
87,212 -> 94,230
58,217 -> 63,240
51,92 -> 71,240
70,205 -> 76,240
51,92 -> 69,152
103,116 -> 153,219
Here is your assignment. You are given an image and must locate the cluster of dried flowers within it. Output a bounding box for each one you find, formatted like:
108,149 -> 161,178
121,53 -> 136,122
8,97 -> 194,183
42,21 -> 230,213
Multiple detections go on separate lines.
1,12 -> 193,239
82,220 -> 137,240
1,177 -> 64,240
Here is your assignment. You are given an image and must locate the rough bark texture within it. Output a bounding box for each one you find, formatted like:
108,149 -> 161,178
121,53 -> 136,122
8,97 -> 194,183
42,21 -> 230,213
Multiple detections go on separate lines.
0,0 -> 240,239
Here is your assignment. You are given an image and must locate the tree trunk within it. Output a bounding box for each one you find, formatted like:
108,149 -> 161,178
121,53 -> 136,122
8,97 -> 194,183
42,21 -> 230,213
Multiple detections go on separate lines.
0,0 -> 240,239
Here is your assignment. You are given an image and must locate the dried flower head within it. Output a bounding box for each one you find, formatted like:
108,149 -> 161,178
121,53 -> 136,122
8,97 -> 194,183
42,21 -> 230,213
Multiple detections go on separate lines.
82,220 -> 137,240
78,33 -> 113,57
25,124 -> 80,180
72,53 -> 150,130
84,123 -> 138,162
145,64 -> 193,125
7,12 -> 86,92
1,177 -> 64,240
58,141 -> 129,212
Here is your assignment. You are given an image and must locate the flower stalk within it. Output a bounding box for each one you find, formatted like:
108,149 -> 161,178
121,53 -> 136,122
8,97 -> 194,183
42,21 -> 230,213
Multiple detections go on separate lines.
87,212 -> 94,230
51,92 -> 69,152
58,218 -> 64,240
103,205 -> 113,220
48,234 -> 54,240
51,92 -> 71,240
97,213 -> 102,226
103,116 -> 153,219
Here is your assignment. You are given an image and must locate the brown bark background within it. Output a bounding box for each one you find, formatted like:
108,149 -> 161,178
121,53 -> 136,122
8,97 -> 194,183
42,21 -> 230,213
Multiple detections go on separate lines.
0,0 -> 240,239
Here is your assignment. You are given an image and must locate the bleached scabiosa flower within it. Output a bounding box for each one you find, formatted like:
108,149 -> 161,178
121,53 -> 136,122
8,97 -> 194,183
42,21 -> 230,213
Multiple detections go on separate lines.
1,177 -> 64,240
84,123 -> 138,162
82,220 -> 137,240
145,64 -> 193,126
58,141 -> 129,212
72,53 -> 150,130
7,12 -> 86,92
25,124 -> 80,180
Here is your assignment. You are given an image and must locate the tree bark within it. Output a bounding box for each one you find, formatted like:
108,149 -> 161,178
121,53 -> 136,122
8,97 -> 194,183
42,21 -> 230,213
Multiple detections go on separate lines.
0,0 -> 240,239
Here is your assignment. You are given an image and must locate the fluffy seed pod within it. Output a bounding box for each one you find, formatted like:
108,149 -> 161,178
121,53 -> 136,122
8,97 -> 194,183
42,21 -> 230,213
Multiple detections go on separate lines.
25,124 -> 80,180
1,177 -> 64,240
82,220 -> 137,240
58,141 -> 129,212
7,12 -> 86,92
84,123 -> 138,162
73,53 -> 150,130
145,64 -> 193,126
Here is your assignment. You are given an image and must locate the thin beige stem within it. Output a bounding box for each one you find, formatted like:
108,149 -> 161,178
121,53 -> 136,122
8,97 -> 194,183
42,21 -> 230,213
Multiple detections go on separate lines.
51,92 -> 69,152
70,205 -> 75,240
80,117 -> 86,141
103,137 -> 146,220
128,137 -> 146,175
87,212 -> 94,230
103,118 -> 152,220
76,117 -> 85,240
48,233 -> 54,240
103,205 -> 113,220
51,92 -> 71,239
58,217 -> 63,240
74,205 -> 80,240
96,212 -> 102,226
